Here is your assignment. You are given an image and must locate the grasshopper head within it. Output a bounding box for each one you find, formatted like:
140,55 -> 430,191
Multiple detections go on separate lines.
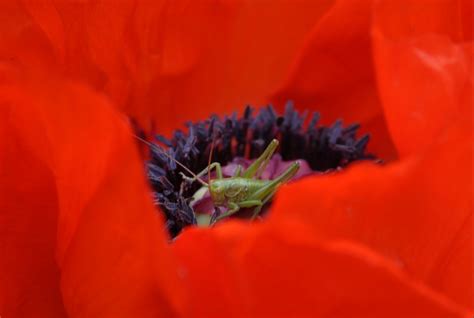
209,180 -> 226,205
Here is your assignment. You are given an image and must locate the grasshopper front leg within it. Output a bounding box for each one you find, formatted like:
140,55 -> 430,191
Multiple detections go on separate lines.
214,202 -> 240,222
215,200 -> 263,222
180,162 -> 223,185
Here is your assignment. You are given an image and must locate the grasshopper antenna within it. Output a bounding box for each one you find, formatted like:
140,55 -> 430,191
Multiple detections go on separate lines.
207,134 -> 216,186
134,134 -> 209,187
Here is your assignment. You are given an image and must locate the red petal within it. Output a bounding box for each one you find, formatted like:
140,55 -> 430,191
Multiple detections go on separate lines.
2,1 -> 337,133
0,95 -> 66,317
270,119 -> 472,308
0,71 -> 184,316
173,221 -> 470,317
373,0 -> 468,42
460,0 -> 473,40
0,0 -> 333,133
146,0 -> 336,134
271,0 -> 397,160
0,1 -> 58,69
372,0 -> 473,157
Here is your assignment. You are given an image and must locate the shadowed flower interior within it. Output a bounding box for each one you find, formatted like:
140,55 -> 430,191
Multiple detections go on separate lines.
144,102 -> 376,237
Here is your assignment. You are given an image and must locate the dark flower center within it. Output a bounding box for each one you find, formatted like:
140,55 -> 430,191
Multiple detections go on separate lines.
142,102 -> 375,238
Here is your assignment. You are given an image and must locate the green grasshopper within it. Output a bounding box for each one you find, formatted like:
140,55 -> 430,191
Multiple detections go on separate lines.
180,139 -> 300,224
139,136 -> 300,225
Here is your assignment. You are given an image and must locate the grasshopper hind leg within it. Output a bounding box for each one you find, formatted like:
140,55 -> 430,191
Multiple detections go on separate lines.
249,161 -> 300,219
242,139 -> 279,178
251,187 -> 278,220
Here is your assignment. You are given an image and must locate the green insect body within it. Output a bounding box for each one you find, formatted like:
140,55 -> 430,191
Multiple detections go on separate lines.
134,135 -> 299,225
182,139 -> 300,224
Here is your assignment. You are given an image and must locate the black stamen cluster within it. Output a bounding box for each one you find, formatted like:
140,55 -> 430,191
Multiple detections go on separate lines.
145,102 -> 374,237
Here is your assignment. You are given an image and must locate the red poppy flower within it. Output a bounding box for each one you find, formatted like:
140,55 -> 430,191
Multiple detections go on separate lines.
0,1 -> 472,317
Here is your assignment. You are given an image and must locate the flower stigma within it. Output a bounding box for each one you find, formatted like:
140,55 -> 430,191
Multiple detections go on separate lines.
141,102 -> 375,238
